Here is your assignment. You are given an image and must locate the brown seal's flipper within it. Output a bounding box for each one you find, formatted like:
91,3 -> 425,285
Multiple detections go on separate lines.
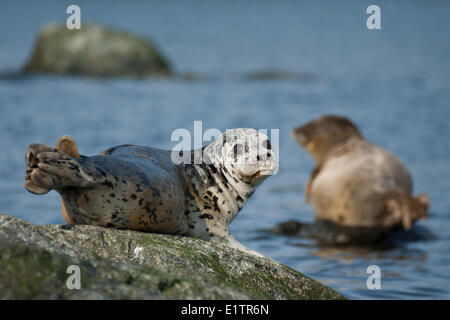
305,165 -> 321,203
56,136 -> 80,224
411,193 -> 429,222
383,190 -> 429,230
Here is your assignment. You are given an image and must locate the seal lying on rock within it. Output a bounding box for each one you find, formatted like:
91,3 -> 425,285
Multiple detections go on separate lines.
291,115 -> 429,232
24,129 -> 277,253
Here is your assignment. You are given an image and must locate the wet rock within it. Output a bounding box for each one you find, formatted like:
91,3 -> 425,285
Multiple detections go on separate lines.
269,219 -> 435,246
0,213 -> 345,300
240,70 -> 316,82
22,23 -> 171,78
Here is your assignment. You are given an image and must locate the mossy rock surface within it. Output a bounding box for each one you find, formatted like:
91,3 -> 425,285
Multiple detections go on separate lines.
0,213 -> 345,300
23,23 -> 171,78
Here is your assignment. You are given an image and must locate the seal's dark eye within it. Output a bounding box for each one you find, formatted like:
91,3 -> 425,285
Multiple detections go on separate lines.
233,144 -> 244,156
262,139 -> 272,150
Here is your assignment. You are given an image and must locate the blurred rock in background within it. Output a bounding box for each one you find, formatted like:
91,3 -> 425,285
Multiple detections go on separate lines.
23,23 -> 171,78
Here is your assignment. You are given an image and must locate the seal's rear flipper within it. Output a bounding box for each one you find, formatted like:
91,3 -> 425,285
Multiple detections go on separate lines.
55,135 -> 80,224
25,144 -> 58,194
56,135 -> 80,158
24,143 -> 95,194
383,190 -> 429,230
411,193 -> 429,222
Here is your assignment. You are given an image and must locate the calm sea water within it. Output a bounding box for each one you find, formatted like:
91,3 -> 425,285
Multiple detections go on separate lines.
1,0 -> 449,299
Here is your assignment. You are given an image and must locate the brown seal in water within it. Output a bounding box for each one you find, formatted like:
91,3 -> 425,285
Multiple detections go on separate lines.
291,115 -> 429,231
24,129 -> 278,255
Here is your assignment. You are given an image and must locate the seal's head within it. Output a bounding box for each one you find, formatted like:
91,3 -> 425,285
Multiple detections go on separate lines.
291,115 -> 362,164
205,128 -> 278,190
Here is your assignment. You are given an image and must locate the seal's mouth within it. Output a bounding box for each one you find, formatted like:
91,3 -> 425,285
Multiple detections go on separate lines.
250,171 -> 261,180
248,169 -> 274,180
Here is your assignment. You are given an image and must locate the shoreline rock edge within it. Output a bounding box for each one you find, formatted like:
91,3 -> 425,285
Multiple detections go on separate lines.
0,213 -> 346,300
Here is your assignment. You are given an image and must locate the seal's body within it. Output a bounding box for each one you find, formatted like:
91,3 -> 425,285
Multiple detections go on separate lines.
24,129 -> 277,252
292,115 -> 428,230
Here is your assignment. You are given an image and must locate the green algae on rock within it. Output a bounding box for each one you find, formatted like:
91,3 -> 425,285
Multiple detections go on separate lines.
0,213 -> 345,299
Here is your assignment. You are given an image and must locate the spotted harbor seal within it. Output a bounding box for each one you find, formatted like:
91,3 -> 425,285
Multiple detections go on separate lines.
24,129 -> 277,254
291,115 -> 429,231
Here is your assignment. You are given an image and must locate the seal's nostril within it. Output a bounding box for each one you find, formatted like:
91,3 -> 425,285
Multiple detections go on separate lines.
27,152 -> 39,168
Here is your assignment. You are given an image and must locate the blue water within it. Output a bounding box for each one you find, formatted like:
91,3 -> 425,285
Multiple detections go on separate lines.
1,0 -> 449,299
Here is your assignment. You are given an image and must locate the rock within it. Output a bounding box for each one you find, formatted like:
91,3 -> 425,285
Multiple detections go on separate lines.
269,219 -> 435,246
0,213 -> 345,299
272,220 -> 393,245
22,23 -> 171,78
240,70 -> 316,82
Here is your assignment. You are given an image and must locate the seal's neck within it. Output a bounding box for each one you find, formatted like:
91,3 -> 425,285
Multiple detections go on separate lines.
178,149 -> 253,224
315,135 -> 364,166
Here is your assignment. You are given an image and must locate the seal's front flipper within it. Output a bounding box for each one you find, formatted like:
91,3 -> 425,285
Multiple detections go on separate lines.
24,143 -> 95,194
305,165 -> 322,203
211,233 -> 265,258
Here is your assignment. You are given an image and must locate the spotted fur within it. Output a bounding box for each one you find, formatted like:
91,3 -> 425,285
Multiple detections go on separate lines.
24,129 -> 277,254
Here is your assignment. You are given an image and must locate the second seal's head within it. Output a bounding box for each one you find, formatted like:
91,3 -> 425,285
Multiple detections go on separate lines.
291,115 -> 362,163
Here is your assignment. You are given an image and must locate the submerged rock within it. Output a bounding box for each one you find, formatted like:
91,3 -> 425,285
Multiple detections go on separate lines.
22,23 -> 171,78
240,70 -> 316,82
0,213 -> 345,300
270,219 -> 435,246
